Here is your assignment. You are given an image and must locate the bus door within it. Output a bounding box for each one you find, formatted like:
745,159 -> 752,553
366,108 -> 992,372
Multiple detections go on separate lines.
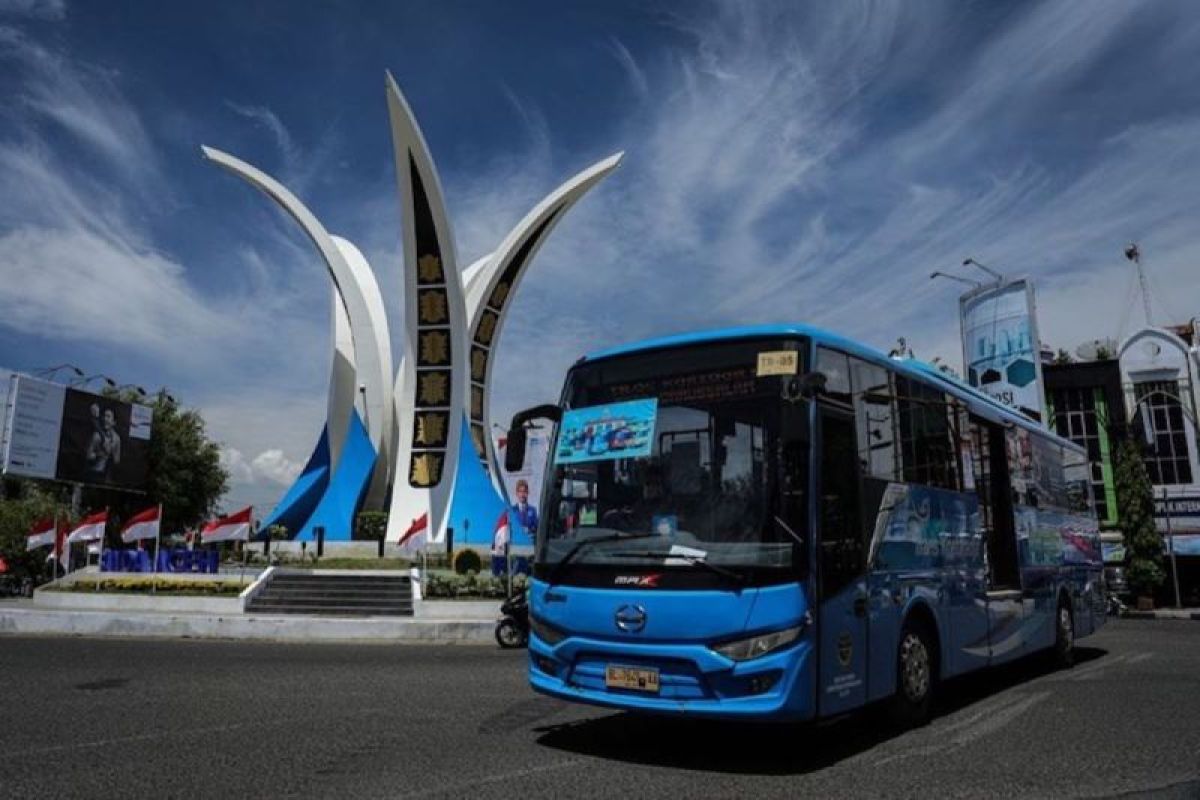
973,418 -> 1024,663
816,404 -> 869,716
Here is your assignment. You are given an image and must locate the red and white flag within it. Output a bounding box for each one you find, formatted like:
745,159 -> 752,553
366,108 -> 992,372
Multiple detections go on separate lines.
67,510 -> 108,543
397,512 -> 428,551
121,506 -> 161,544
491,509 -> 510,556
26,518 -> 56,550
201,506 -> 252,543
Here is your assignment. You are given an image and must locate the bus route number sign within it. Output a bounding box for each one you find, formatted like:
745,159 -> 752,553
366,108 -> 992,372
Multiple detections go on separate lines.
757,350 -> 798,377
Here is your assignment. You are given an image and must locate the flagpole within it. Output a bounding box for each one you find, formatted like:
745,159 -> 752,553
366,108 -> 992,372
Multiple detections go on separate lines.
52,509 -> 59,582
95,509 -> 106,593
241,507 -> 253,587
153,503 -> 162,594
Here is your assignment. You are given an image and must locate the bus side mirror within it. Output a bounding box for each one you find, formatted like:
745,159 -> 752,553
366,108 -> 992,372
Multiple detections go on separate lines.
505,427 -> 527,473
785,371 -> 827,402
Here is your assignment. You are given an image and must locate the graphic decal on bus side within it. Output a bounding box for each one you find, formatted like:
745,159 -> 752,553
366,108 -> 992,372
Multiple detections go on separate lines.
867,482 -> 983,571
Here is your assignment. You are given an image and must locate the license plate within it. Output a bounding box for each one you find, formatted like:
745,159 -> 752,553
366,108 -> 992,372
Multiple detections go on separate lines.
605,664 -> 660,693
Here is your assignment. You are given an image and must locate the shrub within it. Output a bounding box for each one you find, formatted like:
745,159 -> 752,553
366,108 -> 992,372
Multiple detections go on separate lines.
453,548 -> 482,575
355,511 -> 388,541
422,569 -> 528,598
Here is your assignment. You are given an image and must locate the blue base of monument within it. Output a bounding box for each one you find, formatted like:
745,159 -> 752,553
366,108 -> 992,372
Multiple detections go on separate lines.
258,426 -> 331,537
446,417 -> 531,550
294,410 -> 377,542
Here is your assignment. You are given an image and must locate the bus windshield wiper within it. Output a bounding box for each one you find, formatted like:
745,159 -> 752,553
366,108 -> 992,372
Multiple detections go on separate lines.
609,550 -> 747,585
548,531 -> 660,585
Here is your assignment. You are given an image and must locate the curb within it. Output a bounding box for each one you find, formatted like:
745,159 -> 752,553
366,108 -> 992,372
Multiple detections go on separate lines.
1120,610 -> 1200,620
0,607 -> 496,644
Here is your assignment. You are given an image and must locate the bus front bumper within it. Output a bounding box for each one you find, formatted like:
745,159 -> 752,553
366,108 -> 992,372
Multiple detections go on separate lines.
527,633 -> 816,722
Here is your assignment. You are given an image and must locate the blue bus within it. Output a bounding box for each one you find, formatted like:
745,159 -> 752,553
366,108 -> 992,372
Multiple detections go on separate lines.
505,325 -> 1106,725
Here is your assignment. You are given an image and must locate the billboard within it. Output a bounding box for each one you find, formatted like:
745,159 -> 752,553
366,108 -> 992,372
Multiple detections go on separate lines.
960,279 -> 1046,423
495,429 -> 550,550
1,374 -> 153,490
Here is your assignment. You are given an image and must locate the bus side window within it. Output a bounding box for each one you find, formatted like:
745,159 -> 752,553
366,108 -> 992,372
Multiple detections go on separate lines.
816,348 -> 852,405
849,358 -> 899,482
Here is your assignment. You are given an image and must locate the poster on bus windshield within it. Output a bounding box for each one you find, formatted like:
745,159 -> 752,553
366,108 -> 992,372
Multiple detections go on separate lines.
554,398 -> 657,465
959,278 -> 1046,424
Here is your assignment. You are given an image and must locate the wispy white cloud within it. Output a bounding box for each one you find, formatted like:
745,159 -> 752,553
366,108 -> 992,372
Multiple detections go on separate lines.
6,0 -> 1200,516
607,37 -> 649,101
225,101 -> 299,167
0,0 -> 65,20
0,25 -> 335,511
425,0 -> 1200,431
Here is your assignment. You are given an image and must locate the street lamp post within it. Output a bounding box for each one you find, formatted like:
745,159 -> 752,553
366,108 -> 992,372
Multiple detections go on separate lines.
962,257 -> 1006,283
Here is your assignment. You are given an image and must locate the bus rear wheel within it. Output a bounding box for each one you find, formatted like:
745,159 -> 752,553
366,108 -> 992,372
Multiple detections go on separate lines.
1051,599 -> 1074,669
888,620 -> 934,729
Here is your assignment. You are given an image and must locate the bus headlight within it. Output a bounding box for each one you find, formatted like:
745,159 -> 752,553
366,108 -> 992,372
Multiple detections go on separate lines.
712,625 -> 804,662
530,615 -> 567,646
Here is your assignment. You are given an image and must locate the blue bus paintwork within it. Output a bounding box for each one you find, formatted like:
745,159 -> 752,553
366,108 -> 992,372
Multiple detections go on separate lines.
531,325 -> 1106,721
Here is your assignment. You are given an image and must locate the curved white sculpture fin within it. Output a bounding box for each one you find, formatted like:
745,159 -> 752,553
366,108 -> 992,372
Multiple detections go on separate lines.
462,252 -> 493,294
331,235 -> 395,508
463,153 -> 624,498
202,146 -> 394,512
385,73 -> 469,545
327,285 -> 356,468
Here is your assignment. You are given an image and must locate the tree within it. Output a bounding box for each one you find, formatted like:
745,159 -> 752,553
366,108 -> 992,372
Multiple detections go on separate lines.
0,482 -> 72,579
1114,438 -> 1165,600
1053,348 -> 1074,365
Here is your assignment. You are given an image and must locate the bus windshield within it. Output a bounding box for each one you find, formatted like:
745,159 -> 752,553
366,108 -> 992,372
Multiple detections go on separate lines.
537,339 -> 809,578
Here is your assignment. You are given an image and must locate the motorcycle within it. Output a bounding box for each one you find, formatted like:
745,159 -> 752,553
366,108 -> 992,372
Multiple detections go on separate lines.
495,590 -> 529,649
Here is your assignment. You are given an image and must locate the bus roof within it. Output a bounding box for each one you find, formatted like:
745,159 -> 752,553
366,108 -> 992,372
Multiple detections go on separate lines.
580,323 -> 1082,452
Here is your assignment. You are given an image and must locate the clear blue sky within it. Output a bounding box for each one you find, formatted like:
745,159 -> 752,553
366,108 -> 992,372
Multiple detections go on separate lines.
3,0 -> 1200,512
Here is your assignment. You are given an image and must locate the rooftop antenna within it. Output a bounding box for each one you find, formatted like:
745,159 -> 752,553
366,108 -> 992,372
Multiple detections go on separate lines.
1124,242 -> 1154,327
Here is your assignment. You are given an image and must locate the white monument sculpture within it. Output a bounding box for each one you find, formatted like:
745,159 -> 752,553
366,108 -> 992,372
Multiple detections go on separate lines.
204,73 -> 622,545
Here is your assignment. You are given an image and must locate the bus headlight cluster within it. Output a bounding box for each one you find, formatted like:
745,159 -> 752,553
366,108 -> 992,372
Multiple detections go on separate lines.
712,625 -> 804,662
530,615 -> 567,646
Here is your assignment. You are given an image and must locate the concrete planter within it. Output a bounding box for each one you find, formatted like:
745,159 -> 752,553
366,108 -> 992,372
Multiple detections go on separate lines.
34,589 -> 243,615
414,599 -> 499,620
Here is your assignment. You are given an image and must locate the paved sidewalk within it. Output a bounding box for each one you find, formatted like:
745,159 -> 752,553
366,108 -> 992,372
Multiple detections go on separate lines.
0,599 -> 498,643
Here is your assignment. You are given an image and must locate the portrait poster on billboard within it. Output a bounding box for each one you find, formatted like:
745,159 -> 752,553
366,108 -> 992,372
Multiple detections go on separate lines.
56,388 -> 152,489
0,374 -> 154,491
959,279 -> 1046,423
495,430 -> 550,548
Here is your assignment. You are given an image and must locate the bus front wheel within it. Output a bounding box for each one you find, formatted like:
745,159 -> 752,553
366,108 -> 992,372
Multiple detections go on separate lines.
1051,598 -> 1075,669
888,620 -> 935,728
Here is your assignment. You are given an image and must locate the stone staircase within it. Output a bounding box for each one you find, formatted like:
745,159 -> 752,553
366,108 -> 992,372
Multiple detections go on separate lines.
245,571 -> 414,617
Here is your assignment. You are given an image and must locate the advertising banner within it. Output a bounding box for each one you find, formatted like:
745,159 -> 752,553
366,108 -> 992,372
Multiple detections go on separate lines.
2,375 -> 66,479
960,279 -> 1046,423
0,374 -> 154,490
495,429 -> 550,550
1154,489 -> 1200,556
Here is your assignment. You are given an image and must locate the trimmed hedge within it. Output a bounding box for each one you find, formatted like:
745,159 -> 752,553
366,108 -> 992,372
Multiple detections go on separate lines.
424,571 -> 526,599
47,577 -> 244,596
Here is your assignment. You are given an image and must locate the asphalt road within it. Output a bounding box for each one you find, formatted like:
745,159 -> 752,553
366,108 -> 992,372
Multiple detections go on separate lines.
0,620 -> 1197,799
